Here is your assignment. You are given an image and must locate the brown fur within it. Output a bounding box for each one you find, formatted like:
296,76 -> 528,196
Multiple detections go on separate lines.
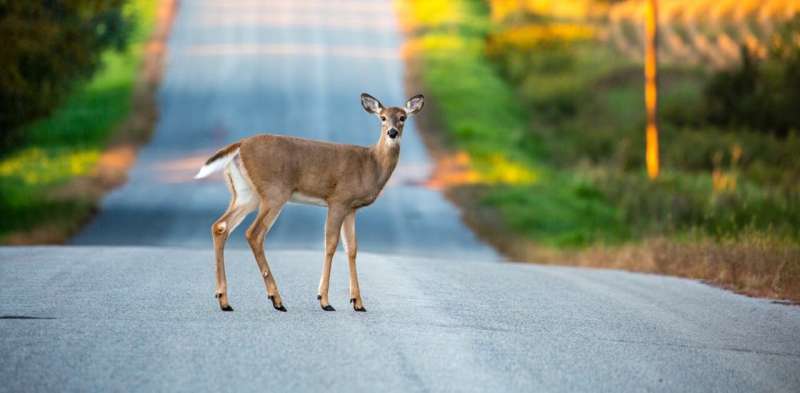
240,134 -> 396,210
205,142 -> 241,165
204,94 -> 423,312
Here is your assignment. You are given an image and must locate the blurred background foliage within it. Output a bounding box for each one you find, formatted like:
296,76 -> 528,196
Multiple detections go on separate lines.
702,19 -> 800,137
0,0 -> 132,148
481,0 -> 800,242
399,0 -> 799,298
0,0 -> 156,241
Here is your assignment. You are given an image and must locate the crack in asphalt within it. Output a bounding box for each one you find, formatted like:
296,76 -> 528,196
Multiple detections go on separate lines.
584,335 -> 800,359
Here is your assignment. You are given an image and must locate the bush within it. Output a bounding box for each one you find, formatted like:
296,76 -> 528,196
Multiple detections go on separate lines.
0,0 -> 131,149
703,17 -> 800,137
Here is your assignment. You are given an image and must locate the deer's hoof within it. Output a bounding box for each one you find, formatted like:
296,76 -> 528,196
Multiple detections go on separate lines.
318,295 -> 335,311
220,305 -> 234,312
268,295 -> 286,312
350,298 -> 367,312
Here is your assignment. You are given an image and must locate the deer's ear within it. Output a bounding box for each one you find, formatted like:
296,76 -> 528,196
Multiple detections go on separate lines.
361,93 -> 383,114
404,94 -> 424,115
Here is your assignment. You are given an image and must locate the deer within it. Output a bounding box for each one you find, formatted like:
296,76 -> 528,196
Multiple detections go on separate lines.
194,93 -> 424,313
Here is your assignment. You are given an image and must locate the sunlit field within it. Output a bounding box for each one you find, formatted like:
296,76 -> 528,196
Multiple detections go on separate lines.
607,0 -> 800,67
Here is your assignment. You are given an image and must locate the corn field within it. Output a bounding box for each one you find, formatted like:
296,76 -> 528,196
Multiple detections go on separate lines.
608,0 -> 800,68
489,0 -> 800,68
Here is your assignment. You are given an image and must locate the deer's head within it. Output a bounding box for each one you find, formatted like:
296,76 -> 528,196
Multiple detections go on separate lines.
361,93 -> 424,147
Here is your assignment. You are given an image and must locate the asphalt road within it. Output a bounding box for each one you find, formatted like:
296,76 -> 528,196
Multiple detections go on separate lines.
71,0 -> 495,260
1,247 -> 799,392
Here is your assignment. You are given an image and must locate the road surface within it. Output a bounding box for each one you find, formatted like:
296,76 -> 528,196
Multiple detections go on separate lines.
72,0 -> 495,260
1,247 -> 799,392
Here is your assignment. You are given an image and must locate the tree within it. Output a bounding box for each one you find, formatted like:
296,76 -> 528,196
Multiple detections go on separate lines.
0,0 -> 131,149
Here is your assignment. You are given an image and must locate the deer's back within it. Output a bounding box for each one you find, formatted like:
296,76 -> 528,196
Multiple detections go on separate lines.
238,134 -> 379,204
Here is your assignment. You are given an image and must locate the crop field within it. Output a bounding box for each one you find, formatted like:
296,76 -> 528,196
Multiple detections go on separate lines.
488,0 -> 800,68
607,0 -> 800,67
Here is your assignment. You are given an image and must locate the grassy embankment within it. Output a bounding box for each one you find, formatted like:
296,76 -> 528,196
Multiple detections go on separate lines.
397,0 -> 799,301
0,0 -> 159,243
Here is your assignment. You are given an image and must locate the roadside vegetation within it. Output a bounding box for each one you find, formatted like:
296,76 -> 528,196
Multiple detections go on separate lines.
0,0 -> 158,242
397,0 -> 800,301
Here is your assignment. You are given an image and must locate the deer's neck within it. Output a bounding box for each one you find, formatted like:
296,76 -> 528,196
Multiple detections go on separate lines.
371,141 -> 400,190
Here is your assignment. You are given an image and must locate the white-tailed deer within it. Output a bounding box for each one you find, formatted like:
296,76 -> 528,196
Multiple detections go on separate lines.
194,93 -> 424,312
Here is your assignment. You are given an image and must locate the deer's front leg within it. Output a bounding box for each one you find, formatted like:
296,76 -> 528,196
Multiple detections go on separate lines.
341,211 -> 365,312
318,205 -> 348,311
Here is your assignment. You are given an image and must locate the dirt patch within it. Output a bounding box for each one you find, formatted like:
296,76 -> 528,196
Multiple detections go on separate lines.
566,238 -> 800,302
6,0 -> 179,245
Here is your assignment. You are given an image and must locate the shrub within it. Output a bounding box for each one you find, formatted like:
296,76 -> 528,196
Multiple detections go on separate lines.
0,0 -> 131,149
703,17 -> 800,137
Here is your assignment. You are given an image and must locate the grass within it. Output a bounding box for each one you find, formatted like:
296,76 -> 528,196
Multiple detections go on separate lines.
399,0 -> 628,248
0,0 -> 158,241
398,0 -> 800,301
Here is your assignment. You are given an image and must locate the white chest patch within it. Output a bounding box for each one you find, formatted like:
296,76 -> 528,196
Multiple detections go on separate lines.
290,192 -> 327,207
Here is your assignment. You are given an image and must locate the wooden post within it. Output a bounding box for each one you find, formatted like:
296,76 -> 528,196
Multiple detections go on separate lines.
644,0 -> 660,179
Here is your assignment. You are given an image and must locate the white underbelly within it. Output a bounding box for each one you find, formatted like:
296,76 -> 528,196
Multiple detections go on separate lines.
289,192 -> 327,207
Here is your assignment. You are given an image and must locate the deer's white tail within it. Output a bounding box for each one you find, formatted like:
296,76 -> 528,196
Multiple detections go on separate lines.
194,142 -> 241,179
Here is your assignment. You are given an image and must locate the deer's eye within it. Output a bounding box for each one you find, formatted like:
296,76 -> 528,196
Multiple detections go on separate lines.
399,116 -> 406,122
380,116 -> 386,121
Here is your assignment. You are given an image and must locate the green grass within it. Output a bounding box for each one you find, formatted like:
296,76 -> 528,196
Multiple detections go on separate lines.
0,0 -> 158,240
403,0 -> 628,247
483,178 -> 629,246
500,30 -> 800,241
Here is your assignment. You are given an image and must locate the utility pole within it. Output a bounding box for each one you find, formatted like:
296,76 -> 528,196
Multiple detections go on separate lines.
644,0 -> 660,179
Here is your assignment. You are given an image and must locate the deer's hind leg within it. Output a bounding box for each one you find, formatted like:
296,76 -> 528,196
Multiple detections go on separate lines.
212,166 -> 257,312
246,192 -> 290,312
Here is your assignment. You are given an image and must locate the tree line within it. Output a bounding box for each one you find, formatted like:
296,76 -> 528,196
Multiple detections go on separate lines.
0,0 -> 131,149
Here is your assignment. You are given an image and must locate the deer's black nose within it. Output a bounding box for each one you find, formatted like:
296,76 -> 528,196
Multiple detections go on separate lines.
387,128 -> 399,139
